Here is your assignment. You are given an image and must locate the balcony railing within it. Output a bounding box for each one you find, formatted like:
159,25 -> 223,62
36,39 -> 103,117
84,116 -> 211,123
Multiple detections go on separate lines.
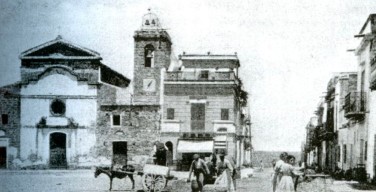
165,71 -> 236,81
180,132 -> 214,139
344,92 -> 367,119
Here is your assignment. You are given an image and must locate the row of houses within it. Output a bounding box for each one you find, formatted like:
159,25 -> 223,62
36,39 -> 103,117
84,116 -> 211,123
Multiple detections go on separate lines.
0,10 -> 251,170
303,14 -> 376,179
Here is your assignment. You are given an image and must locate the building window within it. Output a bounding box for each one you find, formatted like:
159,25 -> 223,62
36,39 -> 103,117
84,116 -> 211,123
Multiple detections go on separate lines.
112,115 -> 121,126
221,109 -> 229,120
200,70 -> 209,79
167,108 -> 174,120
343,144 -> 347,163
1,114 -> 8,125
144,44 -> 155,68
191,103 -> 205,130
50,99 -> 65,116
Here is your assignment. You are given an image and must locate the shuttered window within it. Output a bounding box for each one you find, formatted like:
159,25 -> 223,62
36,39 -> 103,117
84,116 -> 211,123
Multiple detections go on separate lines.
167,108 -> 174,120
221,109 -> 229,120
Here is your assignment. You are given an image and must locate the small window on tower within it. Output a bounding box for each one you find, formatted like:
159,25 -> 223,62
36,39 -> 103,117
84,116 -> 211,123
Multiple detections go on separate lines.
144,45 -> 155,68
145,20 -> 150,25
152,19 -> 156,25
200,70 -> 209,79
112,115 -> 121,126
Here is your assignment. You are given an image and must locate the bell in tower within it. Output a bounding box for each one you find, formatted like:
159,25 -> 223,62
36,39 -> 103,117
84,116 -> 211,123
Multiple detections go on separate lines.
141,9 -> 162,30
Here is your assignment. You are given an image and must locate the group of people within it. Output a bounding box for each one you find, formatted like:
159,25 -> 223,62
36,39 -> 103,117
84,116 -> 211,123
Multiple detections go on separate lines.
272,152 -> 304,192
187,151 -> 236,192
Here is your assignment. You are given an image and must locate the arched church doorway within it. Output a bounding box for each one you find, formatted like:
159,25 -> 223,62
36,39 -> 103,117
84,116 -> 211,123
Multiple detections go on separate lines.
49,132 -> 67,168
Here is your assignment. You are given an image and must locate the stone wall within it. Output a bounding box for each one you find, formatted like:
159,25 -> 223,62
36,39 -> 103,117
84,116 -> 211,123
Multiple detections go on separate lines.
0,84 -> 21,168
96,105 -> 161,170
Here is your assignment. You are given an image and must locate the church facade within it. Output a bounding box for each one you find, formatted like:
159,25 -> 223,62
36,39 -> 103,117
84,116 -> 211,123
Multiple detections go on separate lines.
0,11 -> 251,169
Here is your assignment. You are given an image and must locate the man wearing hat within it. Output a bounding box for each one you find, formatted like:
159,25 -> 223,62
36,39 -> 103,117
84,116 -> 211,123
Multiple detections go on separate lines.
187,154 -> 210,192
216,151 -> 234,191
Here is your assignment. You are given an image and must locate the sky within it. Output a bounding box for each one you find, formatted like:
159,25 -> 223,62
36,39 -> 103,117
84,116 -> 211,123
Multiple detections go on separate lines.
1,0 -> 376,152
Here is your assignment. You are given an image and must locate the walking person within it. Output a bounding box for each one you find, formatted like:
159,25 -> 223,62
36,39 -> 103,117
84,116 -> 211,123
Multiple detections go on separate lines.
187,154 -> 210,192
275,155 -> 297,192
272,152 -> 288,192
260,160 -> 264,172
216,151 -> 235,192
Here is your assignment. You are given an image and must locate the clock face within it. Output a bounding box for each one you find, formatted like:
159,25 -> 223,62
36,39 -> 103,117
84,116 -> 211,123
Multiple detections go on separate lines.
143,79 -> 156,92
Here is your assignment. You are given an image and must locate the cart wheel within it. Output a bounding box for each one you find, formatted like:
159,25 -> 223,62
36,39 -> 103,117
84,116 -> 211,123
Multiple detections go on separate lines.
142,173 -> 167,192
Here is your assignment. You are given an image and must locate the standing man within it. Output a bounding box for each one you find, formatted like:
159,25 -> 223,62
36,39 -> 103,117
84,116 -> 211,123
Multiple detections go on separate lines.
217,151 -> 235,192
260,160 -> 264,172
272,152 -> 288,192
187,154 -> 210,192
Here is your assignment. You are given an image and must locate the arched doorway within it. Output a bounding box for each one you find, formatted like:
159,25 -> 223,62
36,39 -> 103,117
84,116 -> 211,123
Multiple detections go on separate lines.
165,141 -> 173,166
49,132 -> 67,168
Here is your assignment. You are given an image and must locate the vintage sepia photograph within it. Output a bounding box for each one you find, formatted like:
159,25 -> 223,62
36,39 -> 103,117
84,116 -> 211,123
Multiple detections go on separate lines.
1,0 -> 376,191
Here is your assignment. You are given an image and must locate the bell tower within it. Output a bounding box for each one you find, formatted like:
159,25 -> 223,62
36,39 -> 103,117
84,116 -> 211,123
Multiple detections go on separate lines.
133,9 -> 172,105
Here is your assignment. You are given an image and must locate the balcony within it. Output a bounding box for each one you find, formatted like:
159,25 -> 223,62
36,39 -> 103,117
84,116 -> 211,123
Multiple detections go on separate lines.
180,132 -> 214,139
343,92 -> 367,119
165,71 -> 237,81
161,120 -> 182,132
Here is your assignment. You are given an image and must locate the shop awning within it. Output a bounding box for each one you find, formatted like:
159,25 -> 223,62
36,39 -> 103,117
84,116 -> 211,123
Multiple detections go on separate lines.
177,140 -> 214,153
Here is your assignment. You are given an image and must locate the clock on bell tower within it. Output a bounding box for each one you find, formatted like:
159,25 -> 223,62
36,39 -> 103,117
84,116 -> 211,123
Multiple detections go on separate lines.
133,9 -> 172,105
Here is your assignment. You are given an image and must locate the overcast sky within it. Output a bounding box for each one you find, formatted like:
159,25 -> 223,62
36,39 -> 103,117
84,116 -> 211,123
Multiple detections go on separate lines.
1,0 -> 376,152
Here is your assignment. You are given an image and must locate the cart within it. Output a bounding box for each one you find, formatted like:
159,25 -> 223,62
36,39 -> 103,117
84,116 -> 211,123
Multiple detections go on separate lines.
138,164 -> 174,192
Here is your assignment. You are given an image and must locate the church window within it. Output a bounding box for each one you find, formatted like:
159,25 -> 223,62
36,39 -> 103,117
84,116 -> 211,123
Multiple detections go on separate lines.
145,20 -> 150,25
144,45 -> 155,68
1,114 -> 8,125
50,99 -> 65,116
112,115 -> 121,126
151,19 -> 156,25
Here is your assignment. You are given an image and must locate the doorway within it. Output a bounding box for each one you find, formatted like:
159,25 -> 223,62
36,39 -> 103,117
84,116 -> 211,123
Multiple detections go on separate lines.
165,141 -> 173,166
49,133 -> 67,168
0,147 -> 6,169
113,141 -> 127,167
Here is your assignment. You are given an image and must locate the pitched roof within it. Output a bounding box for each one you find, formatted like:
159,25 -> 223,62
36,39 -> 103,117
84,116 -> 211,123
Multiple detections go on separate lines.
19,35 -> 102,60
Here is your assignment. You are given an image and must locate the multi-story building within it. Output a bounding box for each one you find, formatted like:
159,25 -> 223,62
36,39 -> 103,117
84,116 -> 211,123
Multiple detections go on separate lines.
354,14 -> 376,178
336,73 -> 357,171
160,53 -> 250,169
304,72 -> 357,172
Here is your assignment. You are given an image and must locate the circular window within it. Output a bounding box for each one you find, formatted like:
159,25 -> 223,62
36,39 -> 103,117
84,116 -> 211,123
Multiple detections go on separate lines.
51,99 -> 65,116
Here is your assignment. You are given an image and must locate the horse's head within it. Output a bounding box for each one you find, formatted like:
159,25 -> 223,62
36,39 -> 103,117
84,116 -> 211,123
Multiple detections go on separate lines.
94,167 -> 101,178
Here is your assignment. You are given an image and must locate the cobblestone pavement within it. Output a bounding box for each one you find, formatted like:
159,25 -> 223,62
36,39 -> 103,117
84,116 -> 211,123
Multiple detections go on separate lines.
1,168 -> 376,191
